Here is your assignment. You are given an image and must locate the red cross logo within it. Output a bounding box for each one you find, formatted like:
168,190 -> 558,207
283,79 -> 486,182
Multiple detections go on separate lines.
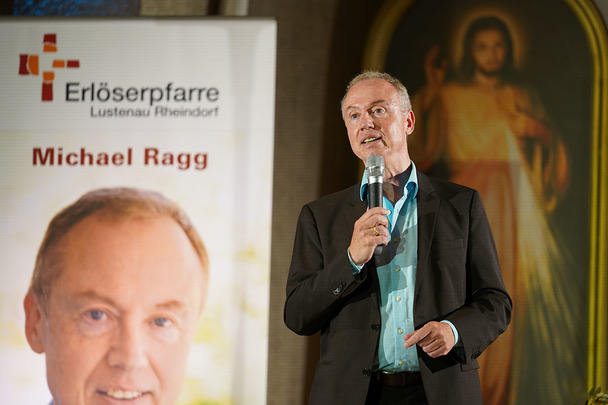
19,34 -> 80,102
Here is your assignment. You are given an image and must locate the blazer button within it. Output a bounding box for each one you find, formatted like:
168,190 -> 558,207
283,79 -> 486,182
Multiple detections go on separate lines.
371,323 -> 380,332
362,368 -> 372,377
332,282 -> 346,296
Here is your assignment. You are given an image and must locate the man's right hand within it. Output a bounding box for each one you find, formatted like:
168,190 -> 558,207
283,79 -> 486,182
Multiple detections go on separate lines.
348,207 -> 390,266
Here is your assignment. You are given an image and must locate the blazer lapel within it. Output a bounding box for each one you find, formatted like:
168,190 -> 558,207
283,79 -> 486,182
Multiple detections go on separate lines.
345,183 -> 367,225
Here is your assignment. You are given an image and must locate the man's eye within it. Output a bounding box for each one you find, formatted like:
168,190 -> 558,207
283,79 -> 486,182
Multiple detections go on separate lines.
78,309 -> 113,336
154,317 -> 172,327
87,310 -> 106,321
373,108 -> 385,115
350,113 -> 359,120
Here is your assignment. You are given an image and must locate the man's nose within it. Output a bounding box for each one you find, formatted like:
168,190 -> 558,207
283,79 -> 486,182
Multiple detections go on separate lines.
106,323 -> 149,370
361,112 -> 376,128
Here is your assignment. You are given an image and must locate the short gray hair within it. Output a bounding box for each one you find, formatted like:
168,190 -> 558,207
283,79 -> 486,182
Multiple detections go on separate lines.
30,187 -> 209,309
341,71 -> 412,115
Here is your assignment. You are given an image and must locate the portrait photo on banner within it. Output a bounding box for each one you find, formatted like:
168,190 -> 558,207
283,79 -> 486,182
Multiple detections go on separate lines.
364,0 -> 605,404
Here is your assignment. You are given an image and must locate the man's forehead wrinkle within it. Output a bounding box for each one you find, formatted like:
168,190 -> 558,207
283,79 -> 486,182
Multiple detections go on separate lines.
59,290 -> 118,312
156,300 -> 187,312
65,290 -> 188,313
346,98 -> 390,112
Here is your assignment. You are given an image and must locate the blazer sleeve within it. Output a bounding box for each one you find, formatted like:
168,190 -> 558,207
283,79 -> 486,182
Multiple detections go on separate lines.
284,201 -> 368,336
443,189 -> 512,366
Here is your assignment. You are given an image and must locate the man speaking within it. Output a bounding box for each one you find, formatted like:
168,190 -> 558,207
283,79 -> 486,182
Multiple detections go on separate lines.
284,71 -> 511,405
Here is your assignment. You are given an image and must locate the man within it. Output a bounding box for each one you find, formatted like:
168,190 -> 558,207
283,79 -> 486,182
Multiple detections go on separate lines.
411,16 -> 572,405
284,71 -> 511,405
23,187 -> 209,405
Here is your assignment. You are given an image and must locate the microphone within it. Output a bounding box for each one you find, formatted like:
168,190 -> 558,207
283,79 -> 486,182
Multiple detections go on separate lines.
366,155 -> 384,255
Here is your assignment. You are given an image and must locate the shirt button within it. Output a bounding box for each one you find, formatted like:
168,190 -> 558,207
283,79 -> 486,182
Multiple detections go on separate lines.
396,296 -> 402,302
393,237 -> 400,243
397,328 -> 403,334
399,360 -> 404,366
394,267 -> 400,272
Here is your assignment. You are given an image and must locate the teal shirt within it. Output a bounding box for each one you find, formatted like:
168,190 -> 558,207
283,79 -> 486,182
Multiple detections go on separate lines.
350,162 -> 459,372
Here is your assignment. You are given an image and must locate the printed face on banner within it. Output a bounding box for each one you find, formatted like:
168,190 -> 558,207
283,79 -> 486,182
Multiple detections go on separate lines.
24,214 -> 206,405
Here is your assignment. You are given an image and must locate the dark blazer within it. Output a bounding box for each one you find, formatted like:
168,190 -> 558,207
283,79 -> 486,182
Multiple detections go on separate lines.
284,171 -> 512,405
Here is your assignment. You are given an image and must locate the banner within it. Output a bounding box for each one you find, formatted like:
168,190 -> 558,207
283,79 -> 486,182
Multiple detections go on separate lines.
0,18 -> 276,405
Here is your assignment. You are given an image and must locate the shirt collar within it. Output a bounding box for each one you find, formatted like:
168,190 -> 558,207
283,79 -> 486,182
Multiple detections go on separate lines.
359,160 -> 419,202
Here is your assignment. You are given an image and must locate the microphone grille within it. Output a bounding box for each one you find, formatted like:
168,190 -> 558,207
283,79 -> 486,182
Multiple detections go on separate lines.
366,155 -> 384,177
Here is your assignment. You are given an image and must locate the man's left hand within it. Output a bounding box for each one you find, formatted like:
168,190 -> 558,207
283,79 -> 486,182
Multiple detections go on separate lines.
403,321 -> 455,358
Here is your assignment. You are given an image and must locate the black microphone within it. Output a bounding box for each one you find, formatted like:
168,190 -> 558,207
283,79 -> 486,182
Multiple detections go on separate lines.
366,155 -> 384,255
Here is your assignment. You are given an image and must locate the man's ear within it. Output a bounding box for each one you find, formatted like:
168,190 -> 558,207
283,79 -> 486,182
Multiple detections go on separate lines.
24,290 -> 45,354
405,109 -> 416,135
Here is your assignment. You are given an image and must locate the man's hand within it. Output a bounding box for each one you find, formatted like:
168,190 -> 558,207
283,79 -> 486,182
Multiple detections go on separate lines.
511,111 -> 553,147
403,321 -> 455,358
348,207 -> 390,266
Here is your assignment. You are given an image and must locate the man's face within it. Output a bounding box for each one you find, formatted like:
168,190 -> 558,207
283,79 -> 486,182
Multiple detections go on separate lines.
342,78 -> 414,174
24,214 -> 205,405
471,28 -> 507,76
